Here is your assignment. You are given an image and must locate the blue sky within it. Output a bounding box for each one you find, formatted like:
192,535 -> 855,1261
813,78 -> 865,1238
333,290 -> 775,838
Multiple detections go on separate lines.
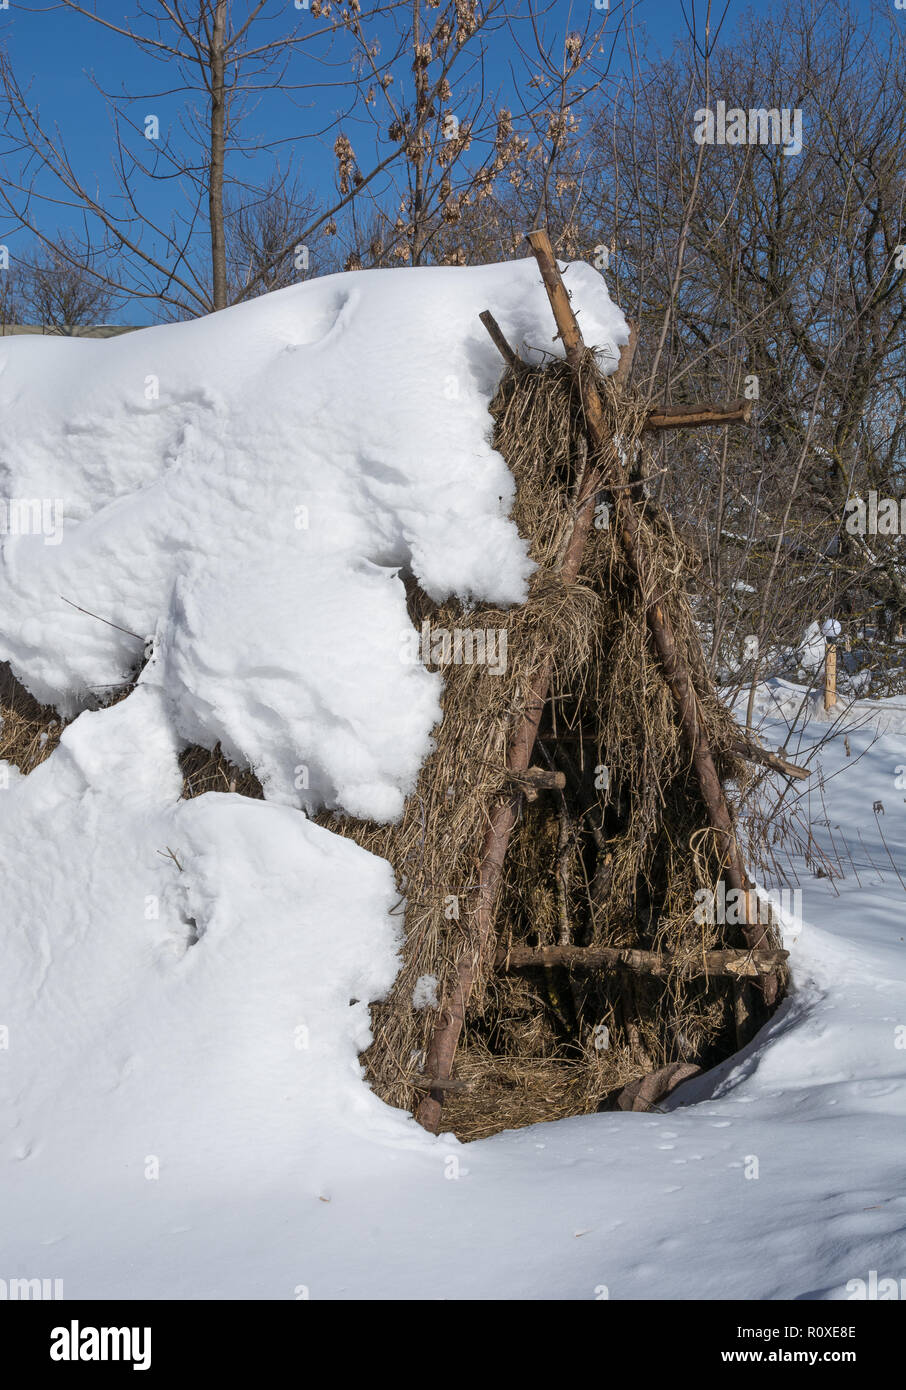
0,0 -> 888,319
0,1 -> 713,241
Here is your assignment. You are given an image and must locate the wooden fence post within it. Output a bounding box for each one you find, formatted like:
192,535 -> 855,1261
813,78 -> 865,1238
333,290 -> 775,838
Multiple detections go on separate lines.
824,641 -> 837,711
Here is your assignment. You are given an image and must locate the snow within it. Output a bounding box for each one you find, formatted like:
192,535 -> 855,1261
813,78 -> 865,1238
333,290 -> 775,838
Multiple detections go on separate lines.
1,260 -> 904,1301
0,685 -> 402,1184
797,620 -> 828,673
0,258 -> 625,818
412,975 -> 439,1010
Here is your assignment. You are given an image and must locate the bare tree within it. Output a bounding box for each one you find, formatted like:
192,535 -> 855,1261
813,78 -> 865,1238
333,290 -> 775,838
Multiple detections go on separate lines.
0,0 -> 409,316
330,0 -> 623,271
225,175 -> 325,300
19,241 -> 115,332
0,258 -> 21,333
578,0 -> 906,694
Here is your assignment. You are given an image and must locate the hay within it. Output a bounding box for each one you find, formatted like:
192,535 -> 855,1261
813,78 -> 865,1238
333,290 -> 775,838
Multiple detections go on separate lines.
179,743 -> 264,800
0,354 -> 783,1142
0,663 -> 66,773
317,354 -> 785,1139
0,659 -> 266,809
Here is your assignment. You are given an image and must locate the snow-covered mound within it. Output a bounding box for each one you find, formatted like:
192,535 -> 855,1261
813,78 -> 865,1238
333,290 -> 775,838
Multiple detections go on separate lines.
0,685 -> 401,1195
0,259 -> 627,817
2,263 -> 904,1300
3,683 -> 905,1299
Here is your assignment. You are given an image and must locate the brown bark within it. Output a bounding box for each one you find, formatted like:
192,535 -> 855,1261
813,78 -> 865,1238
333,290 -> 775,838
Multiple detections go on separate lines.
413,303 -> 637,1133
824,643 -> 838,711
524,230 -> 777,1001
644,399 -> 754,430
478,310 -> 524,369
617,1062 -> 701,1112
507,766 -> 566,800
612,322 -> 639,389
209,0 -> 228,312
496,944 -> 789,978
409,0 -> 429,265
732,740 -> 810,781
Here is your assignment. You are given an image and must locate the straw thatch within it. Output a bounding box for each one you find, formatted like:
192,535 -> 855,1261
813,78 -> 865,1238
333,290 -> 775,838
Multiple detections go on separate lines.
178,743 -> 264,801
316,354 -> 785,1139
0,352 -> 784,1142
0,662 -> 65,773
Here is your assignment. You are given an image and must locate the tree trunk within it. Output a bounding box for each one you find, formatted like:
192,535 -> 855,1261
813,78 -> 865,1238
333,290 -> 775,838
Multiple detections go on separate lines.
410,0 -> 427,266
209,0 -> 228,311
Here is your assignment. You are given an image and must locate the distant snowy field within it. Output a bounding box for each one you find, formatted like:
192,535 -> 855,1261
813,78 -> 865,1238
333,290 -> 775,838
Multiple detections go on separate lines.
0,263 -> 903,1300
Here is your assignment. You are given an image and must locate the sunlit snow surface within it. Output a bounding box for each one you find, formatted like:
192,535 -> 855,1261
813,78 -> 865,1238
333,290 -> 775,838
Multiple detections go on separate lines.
1,265 -> 903,1299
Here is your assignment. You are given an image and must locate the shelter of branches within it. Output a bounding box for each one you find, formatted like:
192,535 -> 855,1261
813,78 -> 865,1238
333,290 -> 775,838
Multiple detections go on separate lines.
320,232 -> 795,1140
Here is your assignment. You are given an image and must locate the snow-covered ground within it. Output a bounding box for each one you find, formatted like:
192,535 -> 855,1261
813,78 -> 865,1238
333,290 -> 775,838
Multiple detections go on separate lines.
1,262 -> 903,1300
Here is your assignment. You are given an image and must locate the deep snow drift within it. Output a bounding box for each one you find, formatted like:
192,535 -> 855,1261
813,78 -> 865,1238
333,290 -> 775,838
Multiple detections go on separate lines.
0,259 -> 625,817
1,262 -> 903,1300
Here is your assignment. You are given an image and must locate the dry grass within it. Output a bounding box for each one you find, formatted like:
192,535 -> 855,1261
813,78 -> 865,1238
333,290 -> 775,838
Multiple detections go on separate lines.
316,354 -> 785,1139
0,355 -> 784,1142
179,744 -> 264,800
0,660 -> 265,809
0,663 -> 66,773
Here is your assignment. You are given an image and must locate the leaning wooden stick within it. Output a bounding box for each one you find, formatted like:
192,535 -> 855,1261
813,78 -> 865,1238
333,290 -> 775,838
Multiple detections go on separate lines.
413,297 -> 639,1132
732,739 -> 810,781
537,730 -> 808,781
414,232 -> 772,1132
523,228 -> 777,1002
478,310 -> 524,370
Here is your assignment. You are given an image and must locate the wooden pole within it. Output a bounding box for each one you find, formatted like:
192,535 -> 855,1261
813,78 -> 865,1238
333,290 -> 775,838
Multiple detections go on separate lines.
824,642 -> 837,711
413,307 -> 638,1133
612,322 -> 638,390
539,730 -> 809,781
497,944 -> 789,978
507,766 -> 566,800
644,399 -> 753,431
732,740 -> 810,781
478,310 -> 524,370
617,1061 -> 701,1111
523,230 -> 776,998
414,233 -> 773,1132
